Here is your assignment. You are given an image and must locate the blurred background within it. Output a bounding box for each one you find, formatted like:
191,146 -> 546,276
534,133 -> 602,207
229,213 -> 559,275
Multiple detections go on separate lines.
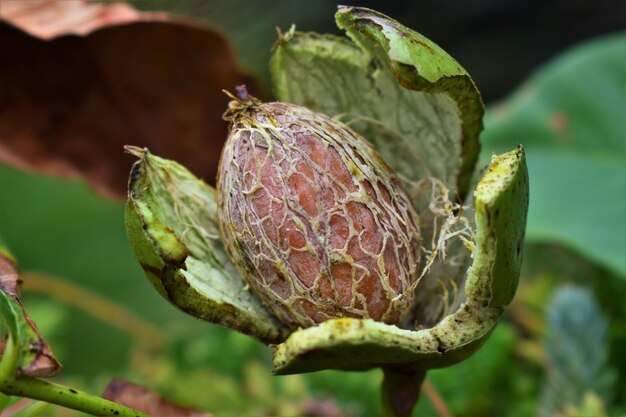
131,0 -> 625,102
0,0 -> 624,416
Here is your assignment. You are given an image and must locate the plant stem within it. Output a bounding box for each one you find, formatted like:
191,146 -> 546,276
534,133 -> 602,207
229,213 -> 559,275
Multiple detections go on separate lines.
422,378 -> 452,417
0,376 -> 151,417
381,367 -> 426,417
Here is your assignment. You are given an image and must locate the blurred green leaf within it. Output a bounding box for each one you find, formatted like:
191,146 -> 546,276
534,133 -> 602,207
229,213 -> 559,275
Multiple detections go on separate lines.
0,162 -> 156,375
519,243 -> 626,410
482,33 -> 626,276
539,286 -> 616,416
561,392 -> 608,417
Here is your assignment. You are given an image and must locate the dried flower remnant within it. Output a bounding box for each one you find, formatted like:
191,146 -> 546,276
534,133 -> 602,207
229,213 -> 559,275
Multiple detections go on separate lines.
217,89 -> 421,329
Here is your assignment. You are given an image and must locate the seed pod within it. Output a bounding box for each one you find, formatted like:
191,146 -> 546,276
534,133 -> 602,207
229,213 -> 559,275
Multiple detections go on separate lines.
217,90 -> 420,329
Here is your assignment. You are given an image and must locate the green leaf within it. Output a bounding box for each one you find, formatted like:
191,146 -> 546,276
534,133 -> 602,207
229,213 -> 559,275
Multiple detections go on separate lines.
0,254 -> 61,380
272,147 -> 528,374
482,33 -> 626,276
271,6 -> 484,212
539,286 -> 616,416
125,147 -> 289,344
0,162 -> 160,376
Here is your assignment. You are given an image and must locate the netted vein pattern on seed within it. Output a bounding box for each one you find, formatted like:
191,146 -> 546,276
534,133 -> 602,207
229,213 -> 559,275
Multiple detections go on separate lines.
219,103 -> 421,328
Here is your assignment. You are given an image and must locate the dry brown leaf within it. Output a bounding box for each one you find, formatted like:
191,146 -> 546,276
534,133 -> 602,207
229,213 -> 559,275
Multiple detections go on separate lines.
1,0 -> 144,39
0,254 -> 62,377
103,379 -> 212,417
0,0 -> 262,198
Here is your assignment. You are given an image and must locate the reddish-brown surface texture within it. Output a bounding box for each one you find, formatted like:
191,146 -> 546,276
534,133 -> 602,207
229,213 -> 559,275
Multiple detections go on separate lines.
218,100 -> 420,328
0,0 -> 261,198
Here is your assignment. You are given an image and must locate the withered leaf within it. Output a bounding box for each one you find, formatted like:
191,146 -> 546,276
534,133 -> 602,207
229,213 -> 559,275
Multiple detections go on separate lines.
0,0 -> 262,198
0,0 -> 143,39
0,253 -> 62,377
103,379 -> 212,417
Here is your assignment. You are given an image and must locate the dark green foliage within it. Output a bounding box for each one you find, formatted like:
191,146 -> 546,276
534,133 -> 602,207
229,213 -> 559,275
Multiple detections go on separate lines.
482,33 -> 626,277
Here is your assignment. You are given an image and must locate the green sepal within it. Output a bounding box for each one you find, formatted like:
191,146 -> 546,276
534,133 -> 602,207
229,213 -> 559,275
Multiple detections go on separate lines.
273,301 -> 501,374
465,145 -> 529,306
272,147 -> 528,374
271,6 -> 484,203
124,147 -> 289,344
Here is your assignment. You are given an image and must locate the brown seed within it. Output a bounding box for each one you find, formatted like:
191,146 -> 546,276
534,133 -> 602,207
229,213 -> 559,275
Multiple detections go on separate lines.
217,93 -> 420,329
